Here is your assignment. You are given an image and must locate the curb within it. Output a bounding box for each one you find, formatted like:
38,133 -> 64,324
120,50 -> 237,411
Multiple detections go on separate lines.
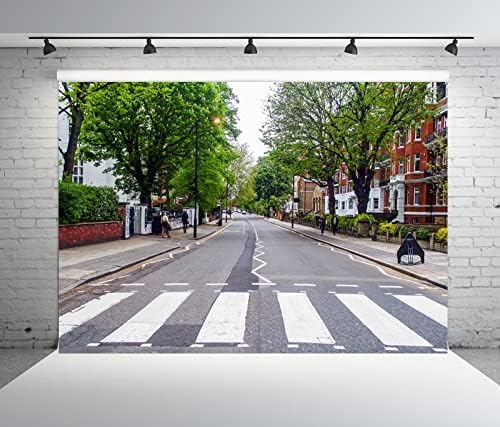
59,244 -> 181,295
266,219 -> 448,290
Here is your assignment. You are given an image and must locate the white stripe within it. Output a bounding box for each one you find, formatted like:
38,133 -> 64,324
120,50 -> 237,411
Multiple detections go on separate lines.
101,292 -> 192,343
164,283 -> 189,286
378,285 -> 403,289
59,292 -> 134,337
278,293 -> 335,345
205,283 -> 228,286
393,295 -> 447,327
336,284 -> 358,288
293,283 -> 316,287
196,292 -> 249,343
251,282 -> 276,286
336,294 -> 432,347
121,283 -> 145,287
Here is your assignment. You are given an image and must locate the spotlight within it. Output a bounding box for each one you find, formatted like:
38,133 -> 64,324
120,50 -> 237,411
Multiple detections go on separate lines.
143,38 -> 157,55
344,38 -> 358,55
43,38 -> 56,56
244,38 -> 257,54
445,38 -> 458,56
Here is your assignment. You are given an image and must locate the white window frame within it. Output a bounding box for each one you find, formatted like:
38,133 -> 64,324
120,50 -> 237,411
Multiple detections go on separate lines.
414,153 -> 421,172
72,160 -> 84,184
406,155 -> 411,173
415,124 -> 422,141
398,159 -> 404,174
373,198 -> 380,210
414,186 -> 420,206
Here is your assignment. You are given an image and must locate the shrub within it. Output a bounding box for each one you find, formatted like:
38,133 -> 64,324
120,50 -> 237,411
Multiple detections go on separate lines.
325,214 -> 333,226
435,227 -> 448,243
304,213 -> 317,222
399,225 -> 415,238
355,213 -> 376,224
416,227 -> 432,240
59,180 -> 120,225
338,215 -> 356,231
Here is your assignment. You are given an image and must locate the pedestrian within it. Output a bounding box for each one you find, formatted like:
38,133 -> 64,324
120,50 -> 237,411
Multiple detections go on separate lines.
332,214 -> 339,236
319,215 -> 326,235
161,211 -> 171,238
181,210 -> 189,233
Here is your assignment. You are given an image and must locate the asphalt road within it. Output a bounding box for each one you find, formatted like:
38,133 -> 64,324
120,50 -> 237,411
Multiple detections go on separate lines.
59,214 -> 448,353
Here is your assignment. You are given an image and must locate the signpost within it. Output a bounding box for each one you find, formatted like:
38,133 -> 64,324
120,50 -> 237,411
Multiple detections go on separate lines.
397,233 -> 424,265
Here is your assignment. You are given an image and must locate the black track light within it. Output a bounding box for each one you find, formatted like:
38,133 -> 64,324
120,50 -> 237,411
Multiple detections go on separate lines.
244,38 -> 257,54
344,38 -> 358,55
43,38 -> 56,56
445,38 -> 458,56
143,38 -> 157,55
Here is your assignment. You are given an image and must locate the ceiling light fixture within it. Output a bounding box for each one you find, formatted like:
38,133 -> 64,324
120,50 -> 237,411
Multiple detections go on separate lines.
43,38 -> 56,56
143,38 -> 157,55
344,38 -> 358,55
244,38 -> 258,54
444,38 -> 458,56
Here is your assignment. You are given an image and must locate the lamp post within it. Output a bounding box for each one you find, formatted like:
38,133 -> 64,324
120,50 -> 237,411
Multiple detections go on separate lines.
193,115 -> 221,239
291,174 -> 295,228
225,182 -> 229,223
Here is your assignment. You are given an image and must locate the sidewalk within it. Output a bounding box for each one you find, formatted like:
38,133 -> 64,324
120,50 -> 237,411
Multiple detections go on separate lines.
267,218 -> 448,288
59,221 -> 225,294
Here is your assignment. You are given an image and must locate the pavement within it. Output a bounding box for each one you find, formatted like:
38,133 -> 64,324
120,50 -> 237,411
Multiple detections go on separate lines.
266,217 -> 449,288
58,221 -> 225,294
58,214 -> 448,354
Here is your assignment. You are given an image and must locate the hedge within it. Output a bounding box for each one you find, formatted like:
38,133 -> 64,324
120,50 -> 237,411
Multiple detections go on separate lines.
59,180 -> 120,225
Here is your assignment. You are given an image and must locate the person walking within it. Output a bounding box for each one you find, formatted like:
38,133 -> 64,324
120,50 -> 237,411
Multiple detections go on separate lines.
161,211 -> 171,238
181,210 -> 189,233
319,215 -> 326,236
332,214 -> 339,236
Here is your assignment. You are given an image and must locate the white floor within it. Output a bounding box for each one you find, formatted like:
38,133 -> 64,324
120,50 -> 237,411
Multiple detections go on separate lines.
1,351 -> 499,427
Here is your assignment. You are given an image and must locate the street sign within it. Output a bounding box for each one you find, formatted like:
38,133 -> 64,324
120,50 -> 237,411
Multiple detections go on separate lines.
397,233 -> 424,265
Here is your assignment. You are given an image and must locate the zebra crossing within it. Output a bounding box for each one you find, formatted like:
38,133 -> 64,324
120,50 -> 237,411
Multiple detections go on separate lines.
59,282 -> 448,352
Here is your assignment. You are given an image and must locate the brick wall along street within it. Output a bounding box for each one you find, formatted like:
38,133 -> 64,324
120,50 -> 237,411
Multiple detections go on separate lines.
1,47 -> 500,348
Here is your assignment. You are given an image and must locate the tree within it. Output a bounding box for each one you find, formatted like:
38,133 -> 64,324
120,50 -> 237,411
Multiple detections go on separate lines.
79,82 -> 238,206
263,82 -> 431,213
426,132 -> 448,202
59,82 -> 111,179
253,155 -> 290,216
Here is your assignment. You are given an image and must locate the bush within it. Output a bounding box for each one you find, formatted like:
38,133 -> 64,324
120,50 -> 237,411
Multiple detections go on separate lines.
435,227 -> 448,243
338,215 -> 356,231
399,225 -> 415,238
355,213 -> 376,224
416,227 -> 432,240
304,213 -> 317,222
325,214 -> 333,226
59,180 -> 120,225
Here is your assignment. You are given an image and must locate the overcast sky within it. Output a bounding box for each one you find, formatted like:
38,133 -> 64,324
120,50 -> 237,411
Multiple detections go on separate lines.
228,82 -> 275,163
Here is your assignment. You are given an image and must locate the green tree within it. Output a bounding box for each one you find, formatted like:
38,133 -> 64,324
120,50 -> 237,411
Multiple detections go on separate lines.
253,155 -> 290,216
79,82 -> 238,206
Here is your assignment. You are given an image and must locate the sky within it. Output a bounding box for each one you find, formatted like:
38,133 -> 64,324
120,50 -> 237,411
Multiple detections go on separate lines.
227,82 -> 275,163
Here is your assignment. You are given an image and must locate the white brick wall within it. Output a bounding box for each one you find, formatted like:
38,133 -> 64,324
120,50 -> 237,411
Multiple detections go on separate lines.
0,46 -> 499,348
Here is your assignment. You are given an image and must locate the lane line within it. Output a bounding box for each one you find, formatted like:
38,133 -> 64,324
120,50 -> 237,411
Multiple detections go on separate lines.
251,282 -> 276,286
205,283 -> 228,287
278,292 -> 335,345
336,284 -> 359,288
293,283 -> 317,287
164,283 -> 189,286
336,294 -> 432,347
196,292 -> 249,344
393,295 -> 447,327
59,292 -> 135,337
101,292 -> 192,343
379,285 -> 403,289
121,283 -> 145,287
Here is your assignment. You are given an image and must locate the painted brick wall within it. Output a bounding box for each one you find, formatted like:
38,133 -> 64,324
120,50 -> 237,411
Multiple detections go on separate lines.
0,46 -> 499,348
59,221 -> 123,249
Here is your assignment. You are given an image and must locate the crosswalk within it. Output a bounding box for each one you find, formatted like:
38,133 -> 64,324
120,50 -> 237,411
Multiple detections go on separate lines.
60,284 -> 448,352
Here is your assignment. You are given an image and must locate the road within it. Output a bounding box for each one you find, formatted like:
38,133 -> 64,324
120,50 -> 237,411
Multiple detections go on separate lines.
59,214 -> 448,353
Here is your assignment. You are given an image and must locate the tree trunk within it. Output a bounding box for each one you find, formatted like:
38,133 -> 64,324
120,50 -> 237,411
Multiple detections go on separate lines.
352,168 -> 375,214
62,109 -> 84,179
326,175 -> 335,216
140,190 -> 151,207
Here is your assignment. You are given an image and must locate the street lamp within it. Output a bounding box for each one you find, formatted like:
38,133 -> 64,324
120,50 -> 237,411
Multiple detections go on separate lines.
193,114 -> 221,238
291,174 -> 295,229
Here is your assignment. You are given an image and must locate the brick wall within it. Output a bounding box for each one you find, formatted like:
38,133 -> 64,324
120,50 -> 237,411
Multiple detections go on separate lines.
1,46 -> 500,348
59,221 -> 123,249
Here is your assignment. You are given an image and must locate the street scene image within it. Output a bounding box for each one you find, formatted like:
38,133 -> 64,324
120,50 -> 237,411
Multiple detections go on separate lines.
58,81 -> 448,353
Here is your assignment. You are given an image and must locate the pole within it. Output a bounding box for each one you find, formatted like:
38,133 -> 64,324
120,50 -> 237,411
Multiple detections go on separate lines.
193,120 -> 199,238
291,174 -> 295,229
225,182 -> 229,223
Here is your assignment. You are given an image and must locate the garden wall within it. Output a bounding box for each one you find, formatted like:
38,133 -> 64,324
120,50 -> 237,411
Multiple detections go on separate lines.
59,221 -> 123,249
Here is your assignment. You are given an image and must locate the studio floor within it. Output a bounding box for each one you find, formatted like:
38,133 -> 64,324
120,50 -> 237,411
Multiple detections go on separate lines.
0,349 -> 499,427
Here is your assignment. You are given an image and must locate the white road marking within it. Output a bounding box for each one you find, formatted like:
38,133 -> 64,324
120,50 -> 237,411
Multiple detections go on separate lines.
328,291 -> 336,294
86,343 -> 100,347
293,283 -> 316,287
432,348 -> 448,352
59,292 -> 135,337
237,343 -> 249,348
379,285 -> 403,289
196,292 -> 249,344
278,293 -> 335,345
385,346 -> 399,351
336,294 -> 432,347
140,343 -> 152,348
164,283 -> 189,286
101,292 -> 192,343
251,282 -> 276,286
393,295 -> 447,327
121,283 -> 145,287
334,345 -> 346,350
336,284 -> 359,288
441,294 -> 448,297
287,344 -> 299,349
190,344 -> 204,348
205,283 -> 228,286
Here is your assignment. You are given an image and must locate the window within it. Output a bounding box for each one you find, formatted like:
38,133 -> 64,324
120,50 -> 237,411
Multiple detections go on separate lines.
395,131 -> 404,148
335,199 -> 339,209
406,129 -> 412,144
406,155 -> 411,173
398,159 -> 404,174
415,125 -> 422,141
348,198 -> 353,209
72,160 -> 84,184
414,153 -> 421,172
341,201 -> 346,210
373,198 -> 379,210
414,186 -> 420,205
